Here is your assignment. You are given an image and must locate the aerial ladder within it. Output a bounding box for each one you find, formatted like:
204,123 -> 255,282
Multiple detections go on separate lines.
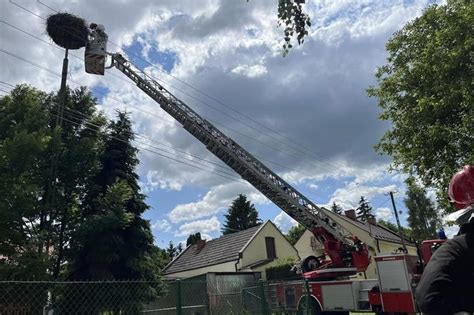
85,24 -> 370,279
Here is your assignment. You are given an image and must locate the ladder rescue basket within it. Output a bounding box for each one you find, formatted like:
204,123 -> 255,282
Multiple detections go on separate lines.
85,23 -> 107,75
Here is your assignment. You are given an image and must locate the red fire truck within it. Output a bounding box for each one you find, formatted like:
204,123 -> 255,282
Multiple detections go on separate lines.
84,25 -> 471,314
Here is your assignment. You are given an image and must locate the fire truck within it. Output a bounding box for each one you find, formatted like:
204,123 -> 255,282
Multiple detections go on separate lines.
84,25 -> 465,314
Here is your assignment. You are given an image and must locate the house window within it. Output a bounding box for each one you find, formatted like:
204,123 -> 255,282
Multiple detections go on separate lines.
265,237 -> 276,259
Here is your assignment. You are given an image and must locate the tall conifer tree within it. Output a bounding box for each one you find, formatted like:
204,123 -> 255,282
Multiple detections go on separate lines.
69,112 -> 159,280
331,202 -> 343,215
222,194 -> 261,235
356,196 -> 373,222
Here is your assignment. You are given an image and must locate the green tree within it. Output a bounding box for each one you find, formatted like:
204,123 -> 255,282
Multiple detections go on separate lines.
66,112 -> 161,309
277,0 -> 311,56
0,85 -> 106,280
49,87 -> 107,279
222,194 -> 261,235
69,112 -> 160,279
247,0 -> 311,56
368,0 -> 474,210
285,224 -> 306,245
356,196 -> 373,222
150,245 -> 170,270
186,232 -> 202,247
0,86 -> 51,280
331,201 -> 343,215
404,181 -> 440,242
377,219 -> 413,241
163,241 -> 183,265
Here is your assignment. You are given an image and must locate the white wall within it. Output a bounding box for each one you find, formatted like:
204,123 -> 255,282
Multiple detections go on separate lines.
294,230 -> 324,259
164,260 -> 237,279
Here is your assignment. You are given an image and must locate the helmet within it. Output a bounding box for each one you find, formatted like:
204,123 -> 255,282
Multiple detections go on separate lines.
448,165 -> 474,209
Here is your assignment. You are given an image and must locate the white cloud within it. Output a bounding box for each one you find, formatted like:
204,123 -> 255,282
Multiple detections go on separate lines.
327,183 -> 398,210
151,219 -> 172,232
375,207 -> 393,221
200,233 -> 213,240
274,211 -> 297,234
1,1 -> 429,196
308,183 -> 319,190
168,181 -> 267,223
175,216 -> 221,237
231,64 -> 268,78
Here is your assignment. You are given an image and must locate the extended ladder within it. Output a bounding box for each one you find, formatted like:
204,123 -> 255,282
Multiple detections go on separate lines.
111,53 -> 356,247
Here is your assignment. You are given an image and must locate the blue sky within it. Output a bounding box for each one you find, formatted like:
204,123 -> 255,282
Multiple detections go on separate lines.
2,0 -> 454,247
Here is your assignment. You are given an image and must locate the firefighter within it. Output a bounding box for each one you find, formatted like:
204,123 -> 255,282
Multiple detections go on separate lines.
416,165 -> 474,315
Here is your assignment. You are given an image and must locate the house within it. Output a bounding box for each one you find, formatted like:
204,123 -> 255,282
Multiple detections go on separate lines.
163,220 -> 299,280
294,208 -> 417,279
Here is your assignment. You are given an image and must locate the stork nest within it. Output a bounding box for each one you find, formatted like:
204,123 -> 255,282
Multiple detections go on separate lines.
46,13 -> 88,49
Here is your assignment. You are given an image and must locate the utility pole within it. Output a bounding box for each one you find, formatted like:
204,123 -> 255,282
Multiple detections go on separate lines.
56,48 -> 69,126
389,191 -> 408,253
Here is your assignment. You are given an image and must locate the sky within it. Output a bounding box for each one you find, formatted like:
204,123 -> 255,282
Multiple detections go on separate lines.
1,0 -> 455,246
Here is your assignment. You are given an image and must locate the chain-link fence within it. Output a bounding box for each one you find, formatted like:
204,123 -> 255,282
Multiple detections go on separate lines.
0,278 -> 315,314
0,280 -> 162,314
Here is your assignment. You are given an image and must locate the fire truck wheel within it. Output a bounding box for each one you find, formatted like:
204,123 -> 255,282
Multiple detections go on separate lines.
297,296 -> 322,315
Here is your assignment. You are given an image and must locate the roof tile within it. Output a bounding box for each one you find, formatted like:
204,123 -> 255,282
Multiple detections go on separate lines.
163,224 -> 262,275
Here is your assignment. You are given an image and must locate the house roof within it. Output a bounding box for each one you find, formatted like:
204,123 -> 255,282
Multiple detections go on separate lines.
332,212 -> 414,245
163,224 -> 264,275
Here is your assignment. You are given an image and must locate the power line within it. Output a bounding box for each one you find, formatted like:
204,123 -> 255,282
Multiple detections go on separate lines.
0,83 -> 241,182
0,36 -> 324,176
0,46 -> 300,176
32,0 -> 370,179
54,111 -> 245,183
0,48 -> 383,205
2,6 -> 401,205
16,0 -> 355,175
0,80 -> 16,88
61,106 -> 235,174
0,19 -> 327,173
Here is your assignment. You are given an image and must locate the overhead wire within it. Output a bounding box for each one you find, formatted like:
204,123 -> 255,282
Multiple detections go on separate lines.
0,18 -> 332,175
0,48 -> 381,207
0,41 -> 299,175
4,2 -> 400,205
0,76 -> 243,183
18,0 -> 353,175
54,109 -> 245,184
0,81 -> 16,88
28,0 -> 399,192
61,105 -> 237,175
0,21 -> 320,175
0,79 -> 240,180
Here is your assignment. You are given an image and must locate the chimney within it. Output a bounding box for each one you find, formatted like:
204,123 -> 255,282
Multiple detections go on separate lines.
345,209 -> 357,220
195,239 -> 206,252
367,215 -> 377,225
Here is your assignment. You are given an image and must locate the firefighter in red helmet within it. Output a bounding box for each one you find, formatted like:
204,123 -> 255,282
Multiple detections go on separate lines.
416,165 -> 474,314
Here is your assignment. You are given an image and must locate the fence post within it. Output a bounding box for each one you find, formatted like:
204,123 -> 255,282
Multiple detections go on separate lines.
176,279 -> 182,315
304,278 -> 310,315
258,279 -> 268,315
